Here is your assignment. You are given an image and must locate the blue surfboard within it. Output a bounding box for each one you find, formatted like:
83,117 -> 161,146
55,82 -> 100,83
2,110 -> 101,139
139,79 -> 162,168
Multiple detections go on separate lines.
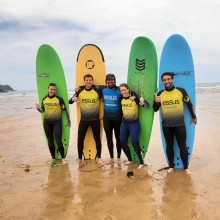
159,34 -> 196,169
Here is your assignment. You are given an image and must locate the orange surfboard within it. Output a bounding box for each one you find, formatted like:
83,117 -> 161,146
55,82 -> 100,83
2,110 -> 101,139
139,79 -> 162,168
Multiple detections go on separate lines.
76,44 -> 106,159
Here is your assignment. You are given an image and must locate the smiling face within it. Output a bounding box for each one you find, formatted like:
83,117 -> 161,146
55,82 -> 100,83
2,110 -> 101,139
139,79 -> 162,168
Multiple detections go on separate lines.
106,77 -> 116,88
120,86 -> 130,98
84,76 -> 93,89
48,85 -> 56,96
162,75 -> 174,89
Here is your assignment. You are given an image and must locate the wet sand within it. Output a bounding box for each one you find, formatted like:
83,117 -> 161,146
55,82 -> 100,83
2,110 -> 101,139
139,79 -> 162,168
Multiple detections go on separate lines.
0,88 -> 220,220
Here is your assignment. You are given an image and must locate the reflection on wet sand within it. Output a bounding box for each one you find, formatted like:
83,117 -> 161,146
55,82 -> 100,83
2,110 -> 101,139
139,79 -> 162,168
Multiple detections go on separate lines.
54,160 -> 159,219
161,171 -> 198,220
42,163 -> 74,219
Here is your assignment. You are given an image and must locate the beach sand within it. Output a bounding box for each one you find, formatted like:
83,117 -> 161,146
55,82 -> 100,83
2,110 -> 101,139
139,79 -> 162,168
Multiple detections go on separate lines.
0,87 -> 220,220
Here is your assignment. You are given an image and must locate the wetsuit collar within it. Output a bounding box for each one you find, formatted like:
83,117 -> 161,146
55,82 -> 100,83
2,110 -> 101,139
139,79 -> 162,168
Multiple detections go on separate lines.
48,94 -> 56,98
165,85 -> 175,91
85,86 -> 93,91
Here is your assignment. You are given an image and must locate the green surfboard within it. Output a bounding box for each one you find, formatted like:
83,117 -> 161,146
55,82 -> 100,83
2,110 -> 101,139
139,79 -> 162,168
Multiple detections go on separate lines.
127,36 -> 158,161
36,44 -> 70,159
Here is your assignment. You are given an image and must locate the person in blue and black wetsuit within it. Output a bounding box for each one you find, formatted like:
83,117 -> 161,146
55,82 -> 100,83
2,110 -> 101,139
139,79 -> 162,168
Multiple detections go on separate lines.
153,72 -> 197,175
36,83 -> 71,164
119,83 -> 149,169
101,74 -> 123,163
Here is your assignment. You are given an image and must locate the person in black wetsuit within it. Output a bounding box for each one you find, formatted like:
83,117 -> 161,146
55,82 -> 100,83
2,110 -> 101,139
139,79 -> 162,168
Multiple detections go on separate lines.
69,74 -> 103,163
36,83 -> 71,164
153,72 -> 197,175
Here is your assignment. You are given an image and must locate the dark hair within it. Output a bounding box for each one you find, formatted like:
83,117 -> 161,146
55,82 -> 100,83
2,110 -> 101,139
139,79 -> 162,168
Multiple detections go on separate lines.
48,83 -> 56,88
119,83 -> 130,90
83,74 -> 93,81
105,73 -> 116,83
161,72 -> 175,80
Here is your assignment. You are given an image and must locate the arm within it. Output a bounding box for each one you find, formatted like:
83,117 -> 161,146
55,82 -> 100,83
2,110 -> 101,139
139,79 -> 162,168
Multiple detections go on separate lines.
178,88 -> 197,124
60,97 -> 71,126
69,87 -> 83,104
153,91 -> 162,112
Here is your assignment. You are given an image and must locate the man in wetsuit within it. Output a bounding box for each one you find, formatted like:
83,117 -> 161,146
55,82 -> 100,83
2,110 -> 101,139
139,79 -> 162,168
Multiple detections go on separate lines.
102,74 -> 123,163
153,72 -> 197,175
36,83 -> 71,164
69,74 -> 102,163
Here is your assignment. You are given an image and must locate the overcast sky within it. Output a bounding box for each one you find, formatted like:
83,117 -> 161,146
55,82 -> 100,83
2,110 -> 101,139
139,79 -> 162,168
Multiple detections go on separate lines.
0,0 -> 219,91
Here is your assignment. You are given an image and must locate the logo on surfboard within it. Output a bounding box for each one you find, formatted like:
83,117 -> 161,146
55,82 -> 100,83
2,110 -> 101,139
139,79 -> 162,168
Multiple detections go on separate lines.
135,59 -> 145,72
173,71 -> 194,77
38,73 -> 50,78
85,60 -> 95,69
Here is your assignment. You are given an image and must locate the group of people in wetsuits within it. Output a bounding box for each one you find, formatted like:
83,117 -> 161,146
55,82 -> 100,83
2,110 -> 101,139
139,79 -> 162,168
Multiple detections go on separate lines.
36,72 -> 197,174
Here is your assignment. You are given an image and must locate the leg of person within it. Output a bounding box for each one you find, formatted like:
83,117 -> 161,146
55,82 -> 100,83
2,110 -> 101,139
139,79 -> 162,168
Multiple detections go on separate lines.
78,120 -> 90,159
53,120 -> 65,158
175,125 -> 191,174
129,121 -> 144,167
120,121 -> 132,163
103,117 -> 114,159
162,126 -> 175,172
43,120 -> 56,160
113,117 -> 122,159
53,120 -> 66,165
91,119 -> 102,159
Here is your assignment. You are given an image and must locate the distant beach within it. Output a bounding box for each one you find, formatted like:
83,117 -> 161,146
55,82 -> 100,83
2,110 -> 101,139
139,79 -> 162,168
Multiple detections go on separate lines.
0,85 -> 220,219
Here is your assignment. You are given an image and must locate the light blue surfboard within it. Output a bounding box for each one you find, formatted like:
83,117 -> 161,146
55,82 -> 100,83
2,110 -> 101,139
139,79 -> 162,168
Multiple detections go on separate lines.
159,34 -> 196,169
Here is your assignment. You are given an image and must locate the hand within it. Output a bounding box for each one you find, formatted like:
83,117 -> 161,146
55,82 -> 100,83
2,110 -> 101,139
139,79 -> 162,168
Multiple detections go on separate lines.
35,103 -> 41,110
67,121 -> 71,127
72,97 -> 79,102
129,96 -> 136,102
75,87 -> 80,92
154,93 -> 161,103
139,97 -> 144,105
190,117 -> 197,125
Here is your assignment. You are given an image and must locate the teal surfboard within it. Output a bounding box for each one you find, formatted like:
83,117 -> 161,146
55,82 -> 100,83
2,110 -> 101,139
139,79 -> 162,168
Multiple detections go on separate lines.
127,36 -> 158,161
36,44 -> 70,159
159,34 -> 196,169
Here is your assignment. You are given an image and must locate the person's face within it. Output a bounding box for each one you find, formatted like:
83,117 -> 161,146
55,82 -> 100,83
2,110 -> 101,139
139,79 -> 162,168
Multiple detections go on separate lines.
106,78 -> 116,88
120,86 -> 130,97
48,86 -> 56,96
162,75 -> 174,89
84,77 -> 93,88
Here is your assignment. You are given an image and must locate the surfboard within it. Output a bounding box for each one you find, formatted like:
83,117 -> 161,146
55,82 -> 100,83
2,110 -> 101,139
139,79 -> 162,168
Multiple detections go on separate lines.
159,34 -> 196,169
127,36 -> 158,162
76,44 -> 106,159
36,44 -> 70,159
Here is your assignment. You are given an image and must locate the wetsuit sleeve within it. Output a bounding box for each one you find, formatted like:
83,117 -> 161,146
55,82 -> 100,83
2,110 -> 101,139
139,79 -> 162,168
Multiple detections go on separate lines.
153,90 -> 162,112
94,86 -> 102,99
178,87 -> 196,118
59,97 -> 71,123
69,87 -> 84,104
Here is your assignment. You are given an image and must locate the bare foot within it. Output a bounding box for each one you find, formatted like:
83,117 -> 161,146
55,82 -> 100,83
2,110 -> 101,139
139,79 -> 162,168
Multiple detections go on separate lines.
47,159 -> 56,164
167,168 -> 174,173
185,169 -> 192,175
62,159 -> 67,164
124,161 -> 132,165
97,158 -> 103,164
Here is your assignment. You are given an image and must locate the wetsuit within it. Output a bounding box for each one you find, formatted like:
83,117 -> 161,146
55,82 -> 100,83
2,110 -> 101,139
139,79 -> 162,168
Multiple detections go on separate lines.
153,85 -> 196,169
69,86 -> 102,159
120,91 -> 149,164
38,95 -> 70,159
102,86 -> 122,159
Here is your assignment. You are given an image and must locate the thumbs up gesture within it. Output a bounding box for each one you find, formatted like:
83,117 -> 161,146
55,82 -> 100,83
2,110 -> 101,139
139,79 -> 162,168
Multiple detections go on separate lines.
154,93 -> 161,103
